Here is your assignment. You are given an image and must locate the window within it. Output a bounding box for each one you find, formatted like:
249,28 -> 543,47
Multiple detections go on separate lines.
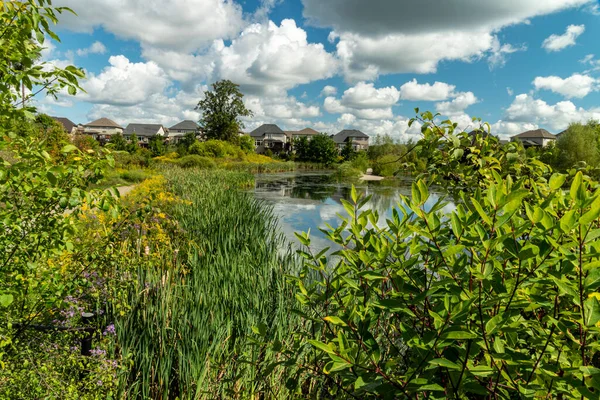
255,140 -> 263,147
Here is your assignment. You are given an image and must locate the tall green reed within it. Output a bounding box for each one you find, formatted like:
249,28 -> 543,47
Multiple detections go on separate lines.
116,169 -> 298,399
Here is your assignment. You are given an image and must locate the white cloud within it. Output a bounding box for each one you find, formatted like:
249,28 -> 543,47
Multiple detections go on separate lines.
332,30 -> 496,81
321,85 -> 337,96
303,0 -> 592,36
533,73 -> 598,98
144,19 -> 338,94
76,41 -> 107,56
492,120 -> 539,137
57,0 -> 244,52
399,79 -> 456,101
505,93 -> 600,130
81,55 -> 172,106
507,87 -> 514,96
580,54 -> 600,73
487,37 -> 527,69
542,24 -> 585,52
436,92 -> 479,114
340,82 -> 400,109
324,97 -> 393,120
305,0 -> 590,80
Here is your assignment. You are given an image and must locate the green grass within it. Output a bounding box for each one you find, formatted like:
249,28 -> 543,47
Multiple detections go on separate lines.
116,170 -> 298,399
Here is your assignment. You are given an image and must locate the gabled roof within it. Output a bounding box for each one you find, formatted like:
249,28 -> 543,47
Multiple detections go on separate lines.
52,117 -> 77,132
333,129 -> 369,143
124,123 -> 165,137
511,128 -> 556,140
85,117 -> 123,129
169,120 -> 199,130
250,124 -> 285,137
284,127 -> 320,138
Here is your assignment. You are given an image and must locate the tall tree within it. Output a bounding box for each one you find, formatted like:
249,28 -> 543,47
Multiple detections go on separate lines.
195,80 -> 253,142
556,121 -> 600,170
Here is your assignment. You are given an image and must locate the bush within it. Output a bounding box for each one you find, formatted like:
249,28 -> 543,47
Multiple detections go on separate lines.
350,151 -> 369,172
264,148 -> 273,158
372,154 -> 401,176
336,161 -> 362,178
114,152 -> 152,168
119,169 -> 152,183
72,134 -> 100,152
189,140 -> 242,158
176,155 -> 216,169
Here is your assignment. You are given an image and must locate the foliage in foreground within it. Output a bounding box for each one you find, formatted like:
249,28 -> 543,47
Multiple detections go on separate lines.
252,113 -> 600,398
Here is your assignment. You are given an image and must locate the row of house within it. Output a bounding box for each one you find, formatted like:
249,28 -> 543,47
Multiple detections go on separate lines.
52,117 -> 371,153
51,116 -> 560,153
248,124 -> 369,154
52,117 -> 201,145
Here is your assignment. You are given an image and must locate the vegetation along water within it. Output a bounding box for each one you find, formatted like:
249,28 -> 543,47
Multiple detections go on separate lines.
4,1 -> 600,399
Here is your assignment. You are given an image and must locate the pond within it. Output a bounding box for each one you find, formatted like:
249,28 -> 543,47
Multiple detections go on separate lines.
252,172 -> 450,253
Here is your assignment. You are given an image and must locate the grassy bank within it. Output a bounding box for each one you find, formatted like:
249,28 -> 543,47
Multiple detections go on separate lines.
115,170 -> 298,399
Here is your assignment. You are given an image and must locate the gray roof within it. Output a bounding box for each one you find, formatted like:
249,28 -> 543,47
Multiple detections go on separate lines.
250,124 -> 285,137
333,129 -> 369,143
52,117 -> 77,132
169,120 -> 199,131
512,128 -> 556,140
85,118 -> 123,129
124,123 -> 165,137
284,127 -> 320,138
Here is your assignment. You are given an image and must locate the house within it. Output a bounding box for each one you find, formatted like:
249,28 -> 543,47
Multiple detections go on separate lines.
168,120 -> 201,143
82,118 -> 124,143
249,124 -> 288,153
284,127 -> 320,143
124,123 -> 167,146
332,129 -> 369,151
51,116 -> 77,134
511,128 -> 556,148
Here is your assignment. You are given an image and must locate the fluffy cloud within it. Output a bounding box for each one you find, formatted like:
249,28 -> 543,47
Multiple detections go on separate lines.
323,82 -> 401,120
542,24 -> 585,52
505,93 -> 600,130
306,0 -> 590,80
492,120 -> 540,137
144,19 -> 337,94
581,54 -> 600,73
533,73 -> 597,98
76,41 -> 107,56
321,85 -> 337,96
331,30 -> 496,80
81,55 -> 172,106
435,92 -> 478,114
303,0 -> 591,36
56,0 -> 244,52
399,79 -> 456,101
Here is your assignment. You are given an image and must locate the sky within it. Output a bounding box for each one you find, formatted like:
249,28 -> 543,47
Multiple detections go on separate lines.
35,0 -> 600,140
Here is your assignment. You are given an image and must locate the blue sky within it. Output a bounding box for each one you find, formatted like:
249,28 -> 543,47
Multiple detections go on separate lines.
38,0 -> 600,139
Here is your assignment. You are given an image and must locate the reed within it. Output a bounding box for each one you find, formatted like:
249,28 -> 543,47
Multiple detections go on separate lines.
116,169 -> 298,399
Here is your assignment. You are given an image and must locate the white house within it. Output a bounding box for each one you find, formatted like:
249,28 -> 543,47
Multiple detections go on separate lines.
82,118 -> 124,142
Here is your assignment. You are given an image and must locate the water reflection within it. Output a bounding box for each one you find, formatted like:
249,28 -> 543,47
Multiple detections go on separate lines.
253,172 -> 445,252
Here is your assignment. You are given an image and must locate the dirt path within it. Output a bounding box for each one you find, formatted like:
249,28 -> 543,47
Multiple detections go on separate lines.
117,185 -> 136,197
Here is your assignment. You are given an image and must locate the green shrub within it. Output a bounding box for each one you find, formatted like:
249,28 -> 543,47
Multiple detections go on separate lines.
264,148 -> 273,158
114,151 -> 152,168
119,169 -> 152,183
176,155 -> 216,169
336,161 -> 362,178
350,151 -> 370,172
373,154 -> 401,176
189,139 -> 242,158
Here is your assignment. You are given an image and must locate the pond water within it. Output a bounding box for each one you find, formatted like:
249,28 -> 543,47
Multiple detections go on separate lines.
252,172 -> 449,252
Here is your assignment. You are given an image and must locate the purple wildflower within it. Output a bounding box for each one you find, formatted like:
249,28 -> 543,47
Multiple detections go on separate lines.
103,324 -> 116,336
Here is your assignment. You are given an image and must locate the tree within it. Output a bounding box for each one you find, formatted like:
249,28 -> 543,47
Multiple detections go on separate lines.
236,134 -> 255,154
127,132 -> 139,153
148,134 -> 166,157
109,132 -> 128,151
176,131 -> 197,156
293,136 -> 310,161
195,80 -> 253,142
307,134 -> 338,164
341,140 -> 356,161
556,121 -> 600,170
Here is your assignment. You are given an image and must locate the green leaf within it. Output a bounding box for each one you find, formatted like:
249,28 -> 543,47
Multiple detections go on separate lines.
323,316 -> 347,327
443,330 -> 478,339
549,173 -> 566,190
584,297 -> 600,327
585,269 -> 600,290
429,358 -> 461,370
471,198 -> 492,225
308,340 -> 335,354
570,171 -> 584,202
581,195 -> 600,225
61,144 -> 78,153
0,294 -> 13,307
417,384 -> 445,392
